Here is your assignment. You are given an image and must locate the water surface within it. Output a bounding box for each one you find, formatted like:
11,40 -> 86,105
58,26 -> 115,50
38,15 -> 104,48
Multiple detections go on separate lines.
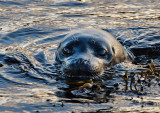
0,0 -> 160,112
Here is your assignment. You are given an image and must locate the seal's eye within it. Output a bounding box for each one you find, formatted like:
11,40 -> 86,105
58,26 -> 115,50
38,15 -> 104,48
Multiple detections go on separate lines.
97,48 -> 108,57
62,47 -> 73,56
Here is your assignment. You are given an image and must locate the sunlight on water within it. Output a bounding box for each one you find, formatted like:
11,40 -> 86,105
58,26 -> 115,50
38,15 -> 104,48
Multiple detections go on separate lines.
0,0 -> 160,112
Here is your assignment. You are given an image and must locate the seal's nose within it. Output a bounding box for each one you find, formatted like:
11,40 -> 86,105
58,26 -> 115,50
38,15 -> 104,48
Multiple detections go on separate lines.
75,58 -> 88,65
68,58 -> 91,73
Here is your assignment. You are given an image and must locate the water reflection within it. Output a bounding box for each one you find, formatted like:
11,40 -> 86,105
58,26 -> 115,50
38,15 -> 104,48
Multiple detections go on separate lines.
0,0 -> 160,112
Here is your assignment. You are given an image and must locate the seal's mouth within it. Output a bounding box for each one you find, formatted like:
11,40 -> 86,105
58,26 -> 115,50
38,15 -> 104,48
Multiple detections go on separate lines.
55,63 -> 103,80
64,74 -> 102,81
61,59 -> 103,79
62,69 -> 103,80
65,74 -> 93,79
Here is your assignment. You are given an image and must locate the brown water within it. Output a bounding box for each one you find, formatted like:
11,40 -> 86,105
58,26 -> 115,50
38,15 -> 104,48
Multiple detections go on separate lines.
0,0 -> 160,112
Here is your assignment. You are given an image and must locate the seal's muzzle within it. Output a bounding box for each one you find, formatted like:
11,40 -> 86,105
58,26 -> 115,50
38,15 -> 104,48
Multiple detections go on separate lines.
62,58 -> 103,78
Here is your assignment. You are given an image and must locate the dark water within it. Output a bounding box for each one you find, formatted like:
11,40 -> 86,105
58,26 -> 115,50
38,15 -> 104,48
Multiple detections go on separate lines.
0,0 -> 160,112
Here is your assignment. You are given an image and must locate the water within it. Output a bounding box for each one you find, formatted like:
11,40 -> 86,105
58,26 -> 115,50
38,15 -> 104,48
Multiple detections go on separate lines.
0,0 -> 160,112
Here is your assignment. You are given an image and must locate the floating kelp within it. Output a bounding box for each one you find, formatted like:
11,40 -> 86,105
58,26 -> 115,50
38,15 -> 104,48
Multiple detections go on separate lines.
122,61 -> 160,91
64,79 -> 113,103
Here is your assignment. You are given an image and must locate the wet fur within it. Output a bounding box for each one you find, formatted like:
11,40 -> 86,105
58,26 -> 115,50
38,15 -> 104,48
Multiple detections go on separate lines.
55,28 -> 130,79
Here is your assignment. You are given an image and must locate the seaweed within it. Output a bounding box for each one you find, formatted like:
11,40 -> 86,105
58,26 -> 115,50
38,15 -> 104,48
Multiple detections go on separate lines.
122,61 -> 160,91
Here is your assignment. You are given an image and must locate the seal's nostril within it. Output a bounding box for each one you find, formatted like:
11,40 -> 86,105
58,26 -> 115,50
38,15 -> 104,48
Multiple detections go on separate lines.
76,58 -> 87,64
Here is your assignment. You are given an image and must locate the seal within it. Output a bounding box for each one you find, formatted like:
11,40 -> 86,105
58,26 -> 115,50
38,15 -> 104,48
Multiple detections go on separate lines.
55,28 -> 131,79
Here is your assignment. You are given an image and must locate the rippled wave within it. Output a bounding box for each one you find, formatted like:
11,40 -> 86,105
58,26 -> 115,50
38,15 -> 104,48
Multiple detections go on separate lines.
0,0 -> 160,112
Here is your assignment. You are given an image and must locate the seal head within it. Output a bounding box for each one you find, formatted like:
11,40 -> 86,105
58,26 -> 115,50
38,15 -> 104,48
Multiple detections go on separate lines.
55,29 -> 129,79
